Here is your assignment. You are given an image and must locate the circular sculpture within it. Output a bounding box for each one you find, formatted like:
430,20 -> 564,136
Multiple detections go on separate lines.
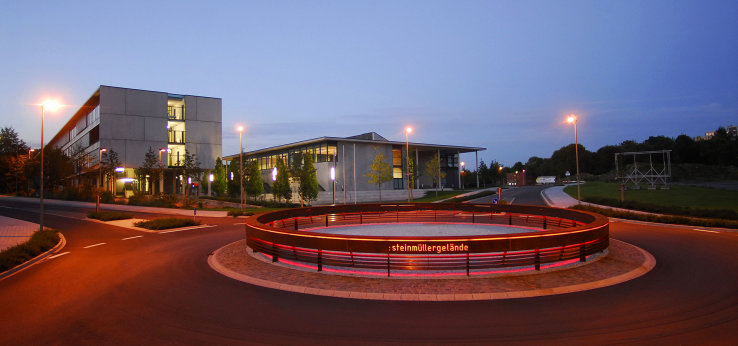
244,203 -> 609,276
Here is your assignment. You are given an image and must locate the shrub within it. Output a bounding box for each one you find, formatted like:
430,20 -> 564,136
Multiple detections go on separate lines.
88,211 -> 133,221
128,193 -> 178,208
582,196 -> 738,221
0,230 -> 60,272
134,218 -> 201,230
227,209 -> 255,218
572,204 -> 738,229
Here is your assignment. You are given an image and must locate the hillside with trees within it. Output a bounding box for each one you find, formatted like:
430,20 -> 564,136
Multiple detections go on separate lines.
512,126 -> 738,183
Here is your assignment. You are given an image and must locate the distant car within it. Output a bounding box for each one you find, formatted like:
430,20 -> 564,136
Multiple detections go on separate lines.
536,176 -> 556,185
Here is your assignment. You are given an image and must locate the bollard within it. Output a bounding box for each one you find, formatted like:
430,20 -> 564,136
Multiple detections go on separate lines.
535,250 -> 540,271
318,250 -> 323,272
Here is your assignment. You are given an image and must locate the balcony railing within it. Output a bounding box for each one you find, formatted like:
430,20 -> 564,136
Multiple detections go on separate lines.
168,105 -> 185,121
168,130 -> 186,144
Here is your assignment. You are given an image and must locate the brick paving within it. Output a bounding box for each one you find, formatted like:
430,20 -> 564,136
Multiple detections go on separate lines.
0,216 -> 38,252
211,238 -> 654,301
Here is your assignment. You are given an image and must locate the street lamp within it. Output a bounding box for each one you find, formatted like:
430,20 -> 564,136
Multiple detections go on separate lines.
237,125 -> 245,211
405,126 -> 412,202
460,161 -> 465,189
330,166 -> 336,205
39,99 -> 60,232
159,148 -> 168,194
97,148 -> 107,213
567,114 -> 581,203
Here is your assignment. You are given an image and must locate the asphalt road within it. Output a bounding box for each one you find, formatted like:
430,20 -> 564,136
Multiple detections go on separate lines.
0,190 -> 736,344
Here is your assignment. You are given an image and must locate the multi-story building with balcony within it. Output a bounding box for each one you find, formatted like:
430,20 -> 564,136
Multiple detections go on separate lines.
48,85 -> 222,195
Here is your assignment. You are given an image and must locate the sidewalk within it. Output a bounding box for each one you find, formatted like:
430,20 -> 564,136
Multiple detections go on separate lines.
0,196 -> 229,217
540,185 -> 579,208
0,216 -> 37,252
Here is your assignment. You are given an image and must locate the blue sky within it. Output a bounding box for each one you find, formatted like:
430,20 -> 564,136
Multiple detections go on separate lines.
2,0 -> 736,167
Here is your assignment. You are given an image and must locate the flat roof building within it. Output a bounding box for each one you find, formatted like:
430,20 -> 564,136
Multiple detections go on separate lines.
48,85 -> 222,195
224,132 -> 485,204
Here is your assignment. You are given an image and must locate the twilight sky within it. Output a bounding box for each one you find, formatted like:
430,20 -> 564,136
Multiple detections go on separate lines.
2,0 -> 736,167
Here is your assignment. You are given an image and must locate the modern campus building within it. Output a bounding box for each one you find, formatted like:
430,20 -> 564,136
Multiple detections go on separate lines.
48,85 -> 222,195
224,132 -> 485,204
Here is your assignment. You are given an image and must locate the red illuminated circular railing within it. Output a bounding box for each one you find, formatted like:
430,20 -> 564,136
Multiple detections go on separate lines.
244,203 -> 609,276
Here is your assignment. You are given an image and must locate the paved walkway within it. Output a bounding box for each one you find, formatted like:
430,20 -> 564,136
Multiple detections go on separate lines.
0,216 -> 38,252
0,196 -> 229,217
210,238 -> 655,301
540,185 -> 579,208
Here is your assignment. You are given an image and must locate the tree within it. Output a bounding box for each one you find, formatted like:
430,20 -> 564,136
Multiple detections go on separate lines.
408,151 -> 419,188
182,149 -> 202,198
136,147 -> 159,194
101,149 -> 122,192
0,127 -> 30,193
289,152 -> 319,206
244,160 -> 264,199
365,150 -> 393,201
0,127 -> 28,155
477,160 -> 489,188
226,157 -> 241,198
272,157 -> 291,202
425,155 -> 446,197
300,153 -> 319,204
212,157 -> 227,196
24,147 -> 73,196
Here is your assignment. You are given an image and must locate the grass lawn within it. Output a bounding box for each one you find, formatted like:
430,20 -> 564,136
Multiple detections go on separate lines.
565,182 -> 738,212
412,190 -> 469,203
0,229 -> 60,272
134,218 -> 201,230
88,211 -> 133,221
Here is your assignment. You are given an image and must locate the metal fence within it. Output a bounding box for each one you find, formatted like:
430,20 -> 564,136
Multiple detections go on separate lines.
245,203 -> 609,276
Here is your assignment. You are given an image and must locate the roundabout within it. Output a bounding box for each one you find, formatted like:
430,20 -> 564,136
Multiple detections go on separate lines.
211,202 -> 655,300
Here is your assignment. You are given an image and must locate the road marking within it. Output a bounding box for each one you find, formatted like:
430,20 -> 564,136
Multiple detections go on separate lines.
122,235 -> 143,240
83,242 -> 106,249
48,252 -> 70,259
693,228 -> 720,234
508,197 -> 516,205
159,225 -> 215,234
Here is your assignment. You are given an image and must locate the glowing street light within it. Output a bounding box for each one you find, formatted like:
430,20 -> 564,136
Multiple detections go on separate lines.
159,148 -> 168,194
272,167 -> 277,182
38,99 -> 62,232
460,161 -> 465,189
566,114 -> 581,203
405,126 -> 413,202
237,125 -> 245,211
96,148 -> 107,213
330,166 -> 336,205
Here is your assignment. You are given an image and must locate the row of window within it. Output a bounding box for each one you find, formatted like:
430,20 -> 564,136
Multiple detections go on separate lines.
249,142 -> 338,171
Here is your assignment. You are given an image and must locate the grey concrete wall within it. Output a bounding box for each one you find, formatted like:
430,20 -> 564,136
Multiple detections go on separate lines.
184,96 -> 221,169
337,142 -> 397,193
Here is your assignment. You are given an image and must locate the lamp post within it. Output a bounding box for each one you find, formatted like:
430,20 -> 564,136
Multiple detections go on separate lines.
97,148 -> 107,213
460,161 -> 465,189
271,166 -> 277,201
405,126 -> 412,202
330,166 -> 336,205
39,100 -> 60,232
237,125 -> 244,211
159,148 -> 168,194
567,114 -> 581,203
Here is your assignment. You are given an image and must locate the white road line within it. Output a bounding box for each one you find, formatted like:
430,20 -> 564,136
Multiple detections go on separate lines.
159,225 -> 215,234
48,252 -> 70,259
83,242 -> 106,249
693,228 -> 720,234
508,197 -> 516,205
121,235 -> 143,240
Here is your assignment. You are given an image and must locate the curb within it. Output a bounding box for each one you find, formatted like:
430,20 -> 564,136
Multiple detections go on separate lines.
208,238 -> 655,301
0,232 -> 67,282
